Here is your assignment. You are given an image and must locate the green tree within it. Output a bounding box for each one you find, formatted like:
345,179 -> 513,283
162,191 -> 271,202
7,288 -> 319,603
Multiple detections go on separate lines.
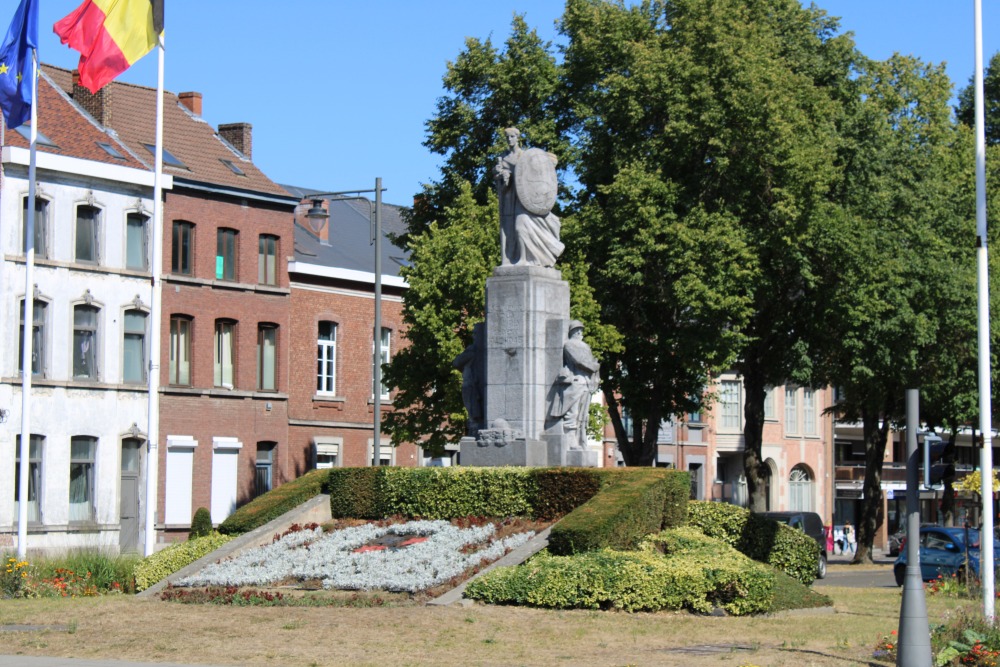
956,51 -> 1000,146
813,54 -> 971,561
561,0 -> 855,481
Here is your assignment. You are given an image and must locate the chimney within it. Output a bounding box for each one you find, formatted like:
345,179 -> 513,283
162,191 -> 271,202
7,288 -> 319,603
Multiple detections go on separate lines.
219,122 -> 252,158
72,69 -> 110,126
178,91 -> 202,116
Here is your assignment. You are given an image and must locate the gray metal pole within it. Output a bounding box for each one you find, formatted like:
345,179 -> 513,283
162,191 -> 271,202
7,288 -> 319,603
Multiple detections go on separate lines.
372,177 -> 383,466
897,388 -> 932,666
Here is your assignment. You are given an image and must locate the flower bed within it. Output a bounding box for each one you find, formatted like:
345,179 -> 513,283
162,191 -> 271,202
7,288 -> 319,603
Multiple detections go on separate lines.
176,519 -> 535,593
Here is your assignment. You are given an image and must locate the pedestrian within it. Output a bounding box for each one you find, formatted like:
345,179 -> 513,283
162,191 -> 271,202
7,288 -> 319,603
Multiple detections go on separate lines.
844,521 -> 856,554
834,526 -> 844,555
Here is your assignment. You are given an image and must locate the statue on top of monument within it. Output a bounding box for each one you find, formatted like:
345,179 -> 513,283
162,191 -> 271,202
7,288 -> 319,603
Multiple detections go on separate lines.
549,320 -> 600,450
494,127 -> 564,267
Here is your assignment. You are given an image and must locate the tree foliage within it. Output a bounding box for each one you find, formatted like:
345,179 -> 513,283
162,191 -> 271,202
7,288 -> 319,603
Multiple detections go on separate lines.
956,51 -> 1000,146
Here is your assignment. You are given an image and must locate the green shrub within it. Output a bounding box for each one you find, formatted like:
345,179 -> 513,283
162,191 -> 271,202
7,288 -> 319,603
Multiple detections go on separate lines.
327,467 -> 382,519
547,468 -> 689,555
190,507 -> 213,538
218,468 -> 330,535
466,533 -> 774,615
133,532 -> 233,592
530,468 -> 602,520
686,501 -> 818,584
379,467 -> 535,518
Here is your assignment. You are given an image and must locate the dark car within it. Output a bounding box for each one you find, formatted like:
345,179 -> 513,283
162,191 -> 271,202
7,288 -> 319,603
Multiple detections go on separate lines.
757,511 -> 827,579
893,526 -> 1000,586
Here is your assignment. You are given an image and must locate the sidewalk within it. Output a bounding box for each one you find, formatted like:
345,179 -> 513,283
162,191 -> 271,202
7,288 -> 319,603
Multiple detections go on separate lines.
829,546 -> 893,565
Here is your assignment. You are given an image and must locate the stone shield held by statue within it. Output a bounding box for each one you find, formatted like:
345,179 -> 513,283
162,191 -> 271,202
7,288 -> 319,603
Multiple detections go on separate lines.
514,147 -> 558,216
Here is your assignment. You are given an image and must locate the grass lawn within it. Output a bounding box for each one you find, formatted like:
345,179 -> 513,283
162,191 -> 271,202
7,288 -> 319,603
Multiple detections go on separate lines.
0,576 -> 970,666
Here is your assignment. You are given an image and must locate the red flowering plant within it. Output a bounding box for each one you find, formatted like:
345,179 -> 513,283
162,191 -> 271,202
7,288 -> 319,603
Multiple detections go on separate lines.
26,567 -> 98,598
872,629 -> 897,663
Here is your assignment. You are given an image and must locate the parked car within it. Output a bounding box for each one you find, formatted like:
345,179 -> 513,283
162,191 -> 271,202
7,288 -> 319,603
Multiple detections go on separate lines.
756,511 -> 827,579
892,525 -> 1000,586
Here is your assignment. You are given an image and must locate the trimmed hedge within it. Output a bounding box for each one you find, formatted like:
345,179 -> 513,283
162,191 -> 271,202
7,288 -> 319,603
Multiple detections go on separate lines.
547,468 -> 690,555
326,467 -> 608,521
133,532 -> 233,592
686,501 -> 819,584
465,528 -> 774,615
218,468 -> 330,535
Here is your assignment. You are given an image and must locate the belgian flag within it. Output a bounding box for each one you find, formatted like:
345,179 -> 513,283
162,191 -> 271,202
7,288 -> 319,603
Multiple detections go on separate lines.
54,0 -> 163,93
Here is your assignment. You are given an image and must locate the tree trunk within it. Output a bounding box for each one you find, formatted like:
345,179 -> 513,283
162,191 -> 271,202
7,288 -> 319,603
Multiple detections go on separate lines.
940,431 -> 957,527
603,385 -> 657,466
854,402 -> 890,564
742,367 -> 768,513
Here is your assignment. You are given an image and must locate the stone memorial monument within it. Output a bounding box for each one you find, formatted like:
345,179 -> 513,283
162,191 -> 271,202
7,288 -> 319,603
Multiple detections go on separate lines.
458,127 -> 600,468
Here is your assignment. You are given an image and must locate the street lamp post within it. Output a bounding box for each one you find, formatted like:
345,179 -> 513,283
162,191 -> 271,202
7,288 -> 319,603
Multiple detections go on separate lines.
305,178 -> 385,467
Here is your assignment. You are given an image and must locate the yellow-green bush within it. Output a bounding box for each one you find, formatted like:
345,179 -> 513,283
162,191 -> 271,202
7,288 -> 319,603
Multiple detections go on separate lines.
133,532 -> 233,592
686,501 -> 818,584
465,530 -> 774,615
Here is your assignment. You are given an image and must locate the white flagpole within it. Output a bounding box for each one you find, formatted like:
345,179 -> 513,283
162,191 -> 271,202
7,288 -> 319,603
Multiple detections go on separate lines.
973,0 -> 994,620
16,48 -> 37,559
143,33 -> 164,557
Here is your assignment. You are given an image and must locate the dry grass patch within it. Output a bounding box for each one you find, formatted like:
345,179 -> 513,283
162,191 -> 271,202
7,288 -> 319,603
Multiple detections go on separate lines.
0,585 -> 974,666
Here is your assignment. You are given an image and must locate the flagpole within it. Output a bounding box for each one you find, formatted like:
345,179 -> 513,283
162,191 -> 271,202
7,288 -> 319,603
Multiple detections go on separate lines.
973,0 -> 994,620
143,33 -> 164,557
16,47 -> 37,559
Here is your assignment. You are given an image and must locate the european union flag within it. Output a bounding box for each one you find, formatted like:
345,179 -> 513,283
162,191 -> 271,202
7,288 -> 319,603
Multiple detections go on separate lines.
0,0 -> 38,129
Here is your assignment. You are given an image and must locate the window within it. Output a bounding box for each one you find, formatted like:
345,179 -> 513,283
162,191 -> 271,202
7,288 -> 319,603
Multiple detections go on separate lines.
14,435 -> 43,522
258,234 -> 278,285
803,388 -> 817,435
73,304 -> 99,379
374,327 -> 391,399
22,196 -> 48,258
720,380 -> 741,430
314,439 -> 340,469
70,436 -> 97,521
216,228 -> 237,281
689,462 -> 703,500
763,386 -> 776,420
789,465 -> 813,511
687,410 -> 702,424
143,143 -> 186,168
317,321 -> 336,394
220,158 -> 246,176
75,205 -> 100,264
169,316 -> 191,385
97,141 -> 124,158
126,213 -> 149,271
19,299 -> 46,376
15,125 -> 57,148
257,324 -> 277,391
171,221 -> 194,275
254,442 -> 275,498
785,387 -> 799,434
123,310 -> 148,383
214,320 -> 235,388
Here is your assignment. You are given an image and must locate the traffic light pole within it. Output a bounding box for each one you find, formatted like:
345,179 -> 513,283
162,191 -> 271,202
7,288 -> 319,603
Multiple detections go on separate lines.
897,388 -> 931,667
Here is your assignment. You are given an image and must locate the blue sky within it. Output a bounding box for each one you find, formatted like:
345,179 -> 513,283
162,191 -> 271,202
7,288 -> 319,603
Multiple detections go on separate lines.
25,1 -> 1000,206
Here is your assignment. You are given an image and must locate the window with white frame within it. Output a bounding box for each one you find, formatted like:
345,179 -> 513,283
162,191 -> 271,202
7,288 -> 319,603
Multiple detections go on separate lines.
317,321 -> 337,394
169,316 -> 191,386
75,205 -> 100,264
789,465 -> 813,511
73,304 -> 99,380
314,438 -> 341,469
373,327 -> 391,399
214,319 -> 236,388
720,380 -> 741,430
69,436 -> 96,522
123,309 -> 148,384
803,388 -> 817,436
14,435 -> 43,522
257,323 -> 277,391
19,299 -> 46,376
125,212 -> 149,271
22,196 -> 48,258
763,386 -> 776,420
258,234 -> 278,285
784,386 -> 799,434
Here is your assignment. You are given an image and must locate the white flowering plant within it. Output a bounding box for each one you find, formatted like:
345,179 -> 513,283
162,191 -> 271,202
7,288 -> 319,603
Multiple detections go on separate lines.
176,519 -> 534,593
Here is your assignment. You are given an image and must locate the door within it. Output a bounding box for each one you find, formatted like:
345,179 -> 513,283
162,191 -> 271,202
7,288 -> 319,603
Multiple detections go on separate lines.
119,439 -> 142,552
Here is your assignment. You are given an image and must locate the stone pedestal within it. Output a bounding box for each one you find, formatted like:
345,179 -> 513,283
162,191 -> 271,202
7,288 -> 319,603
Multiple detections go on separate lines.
484,265 -> 569,442
459,436 -> 548,467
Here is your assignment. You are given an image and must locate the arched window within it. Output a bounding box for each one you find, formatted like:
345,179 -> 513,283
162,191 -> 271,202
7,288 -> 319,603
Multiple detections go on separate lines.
789,464 -> 814,512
